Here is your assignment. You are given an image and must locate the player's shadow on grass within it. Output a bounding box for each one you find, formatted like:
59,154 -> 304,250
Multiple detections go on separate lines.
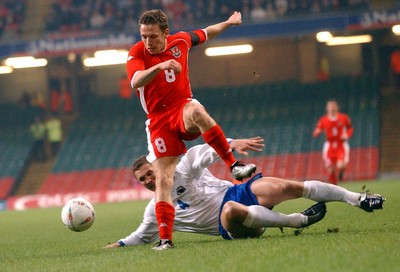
175,229 -> 335,246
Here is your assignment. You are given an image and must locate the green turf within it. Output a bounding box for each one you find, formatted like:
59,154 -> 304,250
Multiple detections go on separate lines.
1,180 -> 399,272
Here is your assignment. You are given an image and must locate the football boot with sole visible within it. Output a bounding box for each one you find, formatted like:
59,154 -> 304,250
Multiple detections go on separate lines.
231,161 -> 257,181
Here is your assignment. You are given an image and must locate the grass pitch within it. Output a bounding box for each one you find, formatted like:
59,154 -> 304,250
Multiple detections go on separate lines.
1,179 -> 399,272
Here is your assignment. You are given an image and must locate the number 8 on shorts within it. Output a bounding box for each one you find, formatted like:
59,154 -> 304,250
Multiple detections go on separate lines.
155,137 -> 167,153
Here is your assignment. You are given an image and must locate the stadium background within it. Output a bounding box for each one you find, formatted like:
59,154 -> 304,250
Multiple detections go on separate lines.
0,0 -> 399,211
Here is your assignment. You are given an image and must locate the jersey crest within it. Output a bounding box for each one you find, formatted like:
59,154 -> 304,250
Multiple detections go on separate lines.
170,46 -> 181,58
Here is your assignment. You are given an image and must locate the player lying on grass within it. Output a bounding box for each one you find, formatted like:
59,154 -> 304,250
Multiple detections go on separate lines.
104,137 -> 385,248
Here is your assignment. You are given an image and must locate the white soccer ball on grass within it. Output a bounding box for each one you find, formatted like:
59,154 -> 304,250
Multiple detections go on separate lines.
61,198 -> 95,232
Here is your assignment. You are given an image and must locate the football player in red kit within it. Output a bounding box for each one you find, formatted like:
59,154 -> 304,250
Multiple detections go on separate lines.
126,10 -> 256,250
313,100 -> 353,185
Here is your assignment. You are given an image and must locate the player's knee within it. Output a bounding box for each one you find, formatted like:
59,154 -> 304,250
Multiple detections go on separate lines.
187,104 -> 210,125
278,180 -> 302,197
222,201 -> 246,221
222,201 -> 238,219
337,161 -> 346,170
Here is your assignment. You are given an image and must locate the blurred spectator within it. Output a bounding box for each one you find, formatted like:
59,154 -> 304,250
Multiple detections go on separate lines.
317,56 -> 330,81
311,0 -> 321,14
390,50 -> 400,89
218,3 -> 232,21
50,88 -> 74,114
62,90 -> 74,114
150,0 -> 163,10
50,89 -> 60,113
124,10 -> 138,32
166,0 -> 187,29
241,0 -> 251,20
191,0 -> 205,21
298,0 -> 311,13
286,0 -> 296,16
45,115 -> 63,158
18,91 -> 31,108
30,116 -> 46,161
119,75 -> 132,100
90,9 -> 106,29
31,91 -> 47,116
250,0 -> 269,22
265,1 -> 278,21
320,0 -> 331,13
31,91 -> 45,108
276,0 -> 288,17
331,0 -> 340,12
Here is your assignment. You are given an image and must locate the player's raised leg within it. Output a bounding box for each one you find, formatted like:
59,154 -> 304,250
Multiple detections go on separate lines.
302,180 -> 385,212
152,156 -> 179,250
183,102 -> 256,180
251,177 -> 385,213
252,177 -> 385,212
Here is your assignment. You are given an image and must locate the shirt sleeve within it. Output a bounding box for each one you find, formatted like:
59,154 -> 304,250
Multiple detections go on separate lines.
118,199 -> 159,246
345,115 -> 354,138
188,29 -> 207,46
316,117 -> 324,130
176,138 -> 232,178
126,42 -> 145,88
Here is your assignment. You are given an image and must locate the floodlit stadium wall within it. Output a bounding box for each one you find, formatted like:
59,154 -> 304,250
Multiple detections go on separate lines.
1,5 -> 395,210
3,76 -> 380,210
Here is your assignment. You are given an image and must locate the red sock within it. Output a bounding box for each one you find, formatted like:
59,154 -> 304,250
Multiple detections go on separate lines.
202,125 -> 236,168
155,201 -> 175,241
328,172 -> 338,185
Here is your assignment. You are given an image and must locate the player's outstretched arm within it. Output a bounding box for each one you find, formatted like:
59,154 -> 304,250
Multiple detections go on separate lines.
205,11 -> 242,40
312,127 -> 321,138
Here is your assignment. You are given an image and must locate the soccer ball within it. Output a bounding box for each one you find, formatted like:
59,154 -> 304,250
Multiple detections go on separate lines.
61,198 -> 95,232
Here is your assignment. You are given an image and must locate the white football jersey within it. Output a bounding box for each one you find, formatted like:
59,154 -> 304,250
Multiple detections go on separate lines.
119,142 -> 234,246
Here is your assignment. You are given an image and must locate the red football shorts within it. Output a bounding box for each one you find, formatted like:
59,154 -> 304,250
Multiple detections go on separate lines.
145,99 -> 201,162
322,141 -> 350,167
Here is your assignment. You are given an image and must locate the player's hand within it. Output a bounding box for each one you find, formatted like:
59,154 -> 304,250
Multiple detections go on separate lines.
227,11 -> 242,26
103,242 -> 121,249
341,132 -> 348,141
159,60 -> 182,73
312,128 -> 321,138
230,136 -> 264,156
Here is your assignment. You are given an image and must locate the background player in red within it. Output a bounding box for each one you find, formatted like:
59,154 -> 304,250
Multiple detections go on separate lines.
313,99 -> 353,185
126,10 -> 256,250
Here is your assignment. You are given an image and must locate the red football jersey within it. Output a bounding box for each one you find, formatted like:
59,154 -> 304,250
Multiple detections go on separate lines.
126,29 -> 207,115
315,113 -> 353,142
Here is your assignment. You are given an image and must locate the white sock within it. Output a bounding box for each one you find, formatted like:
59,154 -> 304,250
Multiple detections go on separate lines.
242,205 -> 307,229
303,180 -> 360,206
